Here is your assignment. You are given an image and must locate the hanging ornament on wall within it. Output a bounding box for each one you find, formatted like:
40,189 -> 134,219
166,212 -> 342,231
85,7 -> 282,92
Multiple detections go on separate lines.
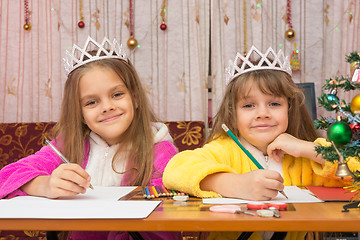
290,43 -> 301,70
23,0 -> 31,31
160,0 -> 167,31
285,0 -> 295,40
127,0 -> 138,49
78,0 -> 85,28
243,0 -> 248,55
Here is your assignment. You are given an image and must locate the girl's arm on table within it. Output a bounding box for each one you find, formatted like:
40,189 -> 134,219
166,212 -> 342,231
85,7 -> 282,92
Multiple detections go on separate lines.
0,145 -> 89,199
163,137 -> 237,198
20,163 -> 91,199
200,169 -> 284,201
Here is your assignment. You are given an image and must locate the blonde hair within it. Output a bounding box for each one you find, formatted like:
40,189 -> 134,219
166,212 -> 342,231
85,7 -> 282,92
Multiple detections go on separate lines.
52,58 -> 158,186
208,69 -> 318,143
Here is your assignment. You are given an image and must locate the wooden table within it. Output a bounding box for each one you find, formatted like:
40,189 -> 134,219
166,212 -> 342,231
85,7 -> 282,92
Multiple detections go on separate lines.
1,192 -> 360,232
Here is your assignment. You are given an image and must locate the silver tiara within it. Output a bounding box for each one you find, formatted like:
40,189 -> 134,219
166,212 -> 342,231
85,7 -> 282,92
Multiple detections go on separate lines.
63,36 -> 128,76
225,46 -> 292,85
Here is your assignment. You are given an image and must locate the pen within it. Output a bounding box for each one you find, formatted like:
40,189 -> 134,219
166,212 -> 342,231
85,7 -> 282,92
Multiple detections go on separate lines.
45,139 -> 94,190
221,124 -> 288,199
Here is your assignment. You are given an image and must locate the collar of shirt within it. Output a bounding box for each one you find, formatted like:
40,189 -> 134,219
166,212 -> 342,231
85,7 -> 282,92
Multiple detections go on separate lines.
239,136 -> 283,175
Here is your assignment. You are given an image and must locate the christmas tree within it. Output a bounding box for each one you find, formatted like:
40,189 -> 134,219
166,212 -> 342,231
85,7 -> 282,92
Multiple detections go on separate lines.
314,51 -> 360,206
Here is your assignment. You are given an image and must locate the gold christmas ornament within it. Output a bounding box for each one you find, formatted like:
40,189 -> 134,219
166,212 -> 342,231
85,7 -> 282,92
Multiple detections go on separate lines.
127,36 -> 138,49
24,0 -> 31,31
23,23 -> 31,30
285,28 -> 295,40
350,94 -> 360,114
350,61 -> 359,75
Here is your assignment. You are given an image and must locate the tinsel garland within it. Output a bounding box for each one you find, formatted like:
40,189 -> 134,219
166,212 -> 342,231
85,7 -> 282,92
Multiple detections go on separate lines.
323,76 -> 360,91
314,116 -> 339,130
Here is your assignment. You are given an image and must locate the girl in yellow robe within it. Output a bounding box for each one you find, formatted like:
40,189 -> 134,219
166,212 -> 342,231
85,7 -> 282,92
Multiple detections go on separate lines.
163,46 -> 359,240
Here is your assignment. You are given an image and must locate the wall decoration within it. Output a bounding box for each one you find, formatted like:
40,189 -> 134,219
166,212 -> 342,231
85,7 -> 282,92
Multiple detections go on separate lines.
285,0 -> 295,40
290,43 -> 301,71
78,0 -> 85,28
127,0 -> 138,49
160,0 -> 167,30
23,0 -> 31,30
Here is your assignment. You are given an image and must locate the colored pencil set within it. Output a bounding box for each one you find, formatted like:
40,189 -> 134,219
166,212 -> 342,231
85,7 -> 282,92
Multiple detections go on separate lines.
142,185 -> 185,199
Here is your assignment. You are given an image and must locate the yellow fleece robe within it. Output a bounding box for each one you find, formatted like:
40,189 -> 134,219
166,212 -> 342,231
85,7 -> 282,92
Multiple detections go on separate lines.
163,136 -> 358,240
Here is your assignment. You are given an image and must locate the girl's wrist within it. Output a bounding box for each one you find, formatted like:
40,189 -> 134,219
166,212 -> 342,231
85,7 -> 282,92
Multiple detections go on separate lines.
301,141 -> 324,164
20,175 -> 48,197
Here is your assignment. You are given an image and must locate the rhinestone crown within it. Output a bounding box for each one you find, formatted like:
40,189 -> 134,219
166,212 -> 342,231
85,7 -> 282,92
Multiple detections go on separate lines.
225,46 -> 292,85
63,36 -> 128,76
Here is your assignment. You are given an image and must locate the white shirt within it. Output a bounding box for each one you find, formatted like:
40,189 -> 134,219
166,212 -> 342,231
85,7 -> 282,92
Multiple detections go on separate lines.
240,136 -> 283,175
85,131 -> 126,187
85,122 -> 173,187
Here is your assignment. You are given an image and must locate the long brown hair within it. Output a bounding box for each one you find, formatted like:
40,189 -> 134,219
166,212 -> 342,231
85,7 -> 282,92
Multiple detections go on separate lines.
208,69 -> 318,143
52,58 -> 158,186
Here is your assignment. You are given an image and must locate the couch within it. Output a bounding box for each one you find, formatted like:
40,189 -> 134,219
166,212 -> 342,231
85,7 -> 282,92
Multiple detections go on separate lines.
0,121 -> 205,240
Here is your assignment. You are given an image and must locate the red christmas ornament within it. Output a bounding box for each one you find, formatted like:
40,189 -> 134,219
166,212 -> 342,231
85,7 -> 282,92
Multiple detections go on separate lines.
78,21 -> 85,28
160,1 -> 167,31
160,23 -> 167,30
349,123 -> 360,134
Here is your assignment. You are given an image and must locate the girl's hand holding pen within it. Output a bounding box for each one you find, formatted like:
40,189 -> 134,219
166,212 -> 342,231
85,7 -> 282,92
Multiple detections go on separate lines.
200,170 -> 284,201
45,163 -> 92,198
20,163 -> 92,199
235,170 -> 284,201
19,139 -> 93,198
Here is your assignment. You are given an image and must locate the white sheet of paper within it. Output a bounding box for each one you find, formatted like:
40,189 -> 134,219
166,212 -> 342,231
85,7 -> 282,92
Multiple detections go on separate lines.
203,186 -> 323,204
0,186 -> 161,219
8,186 -> 136,201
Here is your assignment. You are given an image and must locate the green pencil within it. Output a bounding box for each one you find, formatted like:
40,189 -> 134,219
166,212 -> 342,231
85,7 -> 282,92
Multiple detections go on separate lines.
221,124 -> 288,199
221,124 -> 263,169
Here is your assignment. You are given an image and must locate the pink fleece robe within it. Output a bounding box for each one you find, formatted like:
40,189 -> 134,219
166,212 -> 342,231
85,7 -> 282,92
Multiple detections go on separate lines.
0,139 -> 181,240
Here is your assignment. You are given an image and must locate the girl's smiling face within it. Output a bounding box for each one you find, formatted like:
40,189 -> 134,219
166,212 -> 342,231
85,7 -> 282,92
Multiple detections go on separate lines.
79,66 -> 135,145
236,82 -> 289,153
